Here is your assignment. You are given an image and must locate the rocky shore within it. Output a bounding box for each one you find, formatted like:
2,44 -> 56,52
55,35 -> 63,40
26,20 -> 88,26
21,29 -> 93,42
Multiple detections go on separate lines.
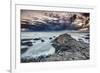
21,33 -> 89,63
46,33 -> 89,61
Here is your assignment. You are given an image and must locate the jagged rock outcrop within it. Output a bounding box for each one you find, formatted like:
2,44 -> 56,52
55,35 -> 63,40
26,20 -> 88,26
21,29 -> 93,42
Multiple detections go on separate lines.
49,33 -> 89,61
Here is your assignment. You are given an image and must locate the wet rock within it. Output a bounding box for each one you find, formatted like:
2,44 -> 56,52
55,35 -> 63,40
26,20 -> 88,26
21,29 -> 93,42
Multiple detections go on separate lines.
49,37 -> 52,40
21,41 -> 33,46
41,39 -> 45,42
83,34 -> 90,40
21,39 -> 33,41
33,38 -> 41,40
21,48 -> 28,54
84,36 -> 89,40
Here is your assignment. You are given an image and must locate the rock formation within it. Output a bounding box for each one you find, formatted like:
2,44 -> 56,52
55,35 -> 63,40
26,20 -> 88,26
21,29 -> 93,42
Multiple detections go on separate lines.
49,33 -> 89,61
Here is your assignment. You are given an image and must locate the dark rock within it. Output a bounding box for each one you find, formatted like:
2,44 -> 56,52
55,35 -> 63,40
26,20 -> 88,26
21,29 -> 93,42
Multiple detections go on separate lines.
33,38 -> 41,40
83,34 -> 90,40
21,42 -> 33,46
21,48 -> 28,54
84,36 -> 89,39
49,37 -> 52,40
86,34 -> 89,37
21,39 -> 33,41
41,39 -> 45,42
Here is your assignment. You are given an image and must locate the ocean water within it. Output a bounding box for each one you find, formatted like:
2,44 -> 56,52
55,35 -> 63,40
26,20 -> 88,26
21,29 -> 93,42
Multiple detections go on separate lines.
21,30 -> 89,59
